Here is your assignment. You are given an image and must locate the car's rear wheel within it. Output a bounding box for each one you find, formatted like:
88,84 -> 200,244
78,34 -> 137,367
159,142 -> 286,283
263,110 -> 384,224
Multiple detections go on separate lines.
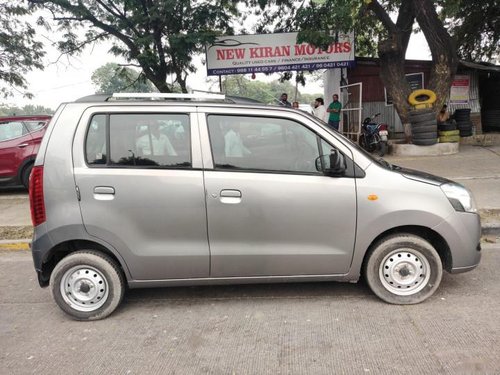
22,163 -> 33,190
363,234 -> 442,304
50,250 -> 125,320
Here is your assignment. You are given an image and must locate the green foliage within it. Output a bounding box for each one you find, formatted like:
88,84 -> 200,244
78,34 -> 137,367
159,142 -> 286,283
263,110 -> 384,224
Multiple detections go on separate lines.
0,104 -> 54,116
30,0 -> 240,92
91,63 -> 157,94
222,75 -> 322,104
0,0 -> 45,98
440,0 -> 499,61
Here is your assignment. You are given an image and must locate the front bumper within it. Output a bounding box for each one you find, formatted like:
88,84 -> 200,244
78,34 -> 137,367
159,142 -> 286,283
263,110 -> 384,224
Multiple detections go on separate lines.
433,211 -> 481,273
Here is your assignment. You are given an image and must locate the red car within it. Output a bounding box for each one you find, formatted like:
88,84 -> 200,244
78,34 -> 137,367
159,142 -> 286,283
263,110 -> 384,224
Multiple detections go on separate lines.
0,115 -> 52,189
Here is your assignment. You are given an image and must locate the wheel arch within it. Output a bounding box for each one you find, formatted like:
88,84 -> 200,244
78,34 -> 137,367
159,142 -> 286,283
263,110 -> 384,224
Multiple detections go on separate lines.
37,239 -> 128,287
17,157 -> 36,184
361,225 -> 452,273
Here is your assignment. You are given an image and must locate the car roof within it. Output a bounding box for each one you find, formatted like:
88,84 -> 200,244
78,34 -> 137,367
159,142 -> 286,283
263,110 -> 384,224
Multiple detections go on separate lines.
0,115 -> 52,122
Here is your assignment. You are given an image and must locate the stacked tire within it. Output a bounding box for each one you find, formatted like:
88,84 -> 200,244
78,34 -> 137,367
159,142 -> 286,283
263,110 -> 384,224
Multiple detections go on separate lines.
409,108 -> 438,146
454,109 -> 473,137
438,120 -> 459,143
482,109 -> 500,132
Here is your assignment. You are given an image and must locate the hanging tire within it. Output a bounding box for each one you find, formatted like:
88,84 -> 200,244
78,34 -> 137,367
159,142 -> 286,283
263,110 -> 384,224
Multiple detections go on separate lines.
363,233 -> 443,304
413,138 -> 438,146
50,250 -> 125,321
408,89 -> 437,106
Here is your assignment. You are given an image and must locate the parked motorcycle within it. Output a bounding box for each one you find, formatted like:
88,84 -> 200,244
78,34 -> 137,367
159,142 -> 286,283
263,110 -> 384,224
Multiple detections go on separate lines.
359,113 -> 389,156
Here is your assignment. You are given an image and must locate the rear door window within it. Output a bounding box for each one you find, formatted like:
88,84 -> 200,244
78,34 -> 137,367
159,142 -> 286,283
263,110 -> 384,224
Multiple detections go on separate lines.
85,113 -> 191,168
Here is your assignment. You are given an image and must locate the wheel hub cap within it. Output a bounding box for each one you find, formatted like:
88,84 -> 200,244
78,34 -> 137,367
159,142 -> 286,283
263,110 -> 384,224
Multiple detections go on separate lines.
60,266 -> 109,312
379,249 -> 431,296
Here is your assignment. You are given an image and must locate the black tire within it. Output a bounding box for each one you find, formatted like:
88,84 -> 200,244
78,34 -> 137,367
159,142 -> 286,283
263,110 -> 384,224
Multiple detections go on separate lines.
413,138 -> 438,146
359,134 -> 375,153
460,131 -> 473,137
408,111 -> 435,123
411,124 -> 437,134
438,123 -> 456,131
22,163 -> 33,190
408,108 -> 434,117
411,118 -> 437,128
378,141 -> 387,157
50,250 -> 125,321
412,131 -> 437,140
363,234 -> 443,304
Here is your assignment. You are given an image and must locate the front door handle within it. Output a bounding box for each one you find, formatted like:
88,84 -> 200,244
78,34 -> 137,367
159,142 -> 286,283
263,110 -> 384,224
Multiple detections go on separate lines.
219,189 -> 242,204
220,189 -> 242,198
17,143 -> 29,148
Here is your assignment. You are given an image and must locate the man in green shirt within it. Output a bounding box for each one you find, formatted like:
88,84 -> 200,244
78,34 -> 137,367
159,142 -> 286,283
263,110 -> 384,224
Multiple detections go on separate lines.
326,94 -> 342,131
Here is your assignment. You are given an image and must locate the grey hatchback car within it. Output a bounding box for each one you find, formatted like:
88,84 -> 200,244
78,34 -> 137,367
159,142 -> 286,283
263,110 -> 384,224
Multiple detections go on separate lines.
30,93 -> 481,320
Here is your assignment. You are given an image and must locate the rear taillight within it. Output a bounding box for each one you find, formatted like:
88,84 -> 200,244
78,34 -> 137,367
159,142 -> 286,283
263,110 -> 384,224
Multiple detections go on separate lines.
379,123 -> 388,131
29,166 -> 46,226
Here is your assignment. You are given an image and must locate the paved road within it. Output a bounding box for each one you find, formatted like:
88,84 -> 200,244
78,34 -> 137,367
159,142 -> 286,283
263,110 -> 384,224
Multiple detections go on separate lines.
1,246 -> 499,374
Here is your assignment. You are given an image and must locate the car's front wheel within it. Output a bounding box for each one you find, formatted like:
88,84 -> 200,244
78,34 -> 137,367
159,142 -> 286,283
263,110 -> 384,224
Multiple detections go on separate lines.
50,250 -> 125,320
363,234 -> 443,304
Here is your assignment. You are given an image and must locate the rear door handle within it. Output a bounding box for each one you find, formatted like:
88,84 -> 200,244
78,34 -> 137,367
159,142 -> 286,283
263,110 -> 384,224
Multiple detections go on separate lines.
17,143 -> 29,148
94,186 -> 115,194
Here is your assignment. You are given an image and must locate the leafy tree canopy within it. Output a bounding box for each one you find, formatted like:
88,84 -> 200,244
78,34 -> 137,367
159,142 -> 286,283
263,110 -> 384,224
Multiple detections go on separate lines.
91,63 -> 157,94
440,0 -> 499,61
0,0 -> 45,98
30,0 -> 240,93
221,75 -> 322,105
0,104 -> 54,116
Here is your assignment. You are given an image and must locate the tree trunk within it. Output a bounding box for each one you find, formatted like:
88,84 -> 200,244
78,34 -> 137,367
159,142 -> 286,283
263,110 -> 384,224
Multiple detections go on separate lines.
414,0 -> 458,110
378,35 -> 412,123
368,0 -> 415,124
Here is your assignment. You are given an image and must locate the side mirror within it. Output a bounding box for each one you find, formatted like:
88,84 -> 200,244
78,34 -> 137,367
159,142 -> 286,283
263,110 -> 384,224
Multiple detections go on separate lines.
315,149 -> 346,177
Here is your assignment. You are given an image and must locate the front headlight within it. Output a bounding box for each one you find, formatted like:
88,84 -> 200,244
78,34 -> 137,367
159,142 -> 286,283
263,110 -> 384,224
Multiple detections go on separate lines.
440,183 -> 477,213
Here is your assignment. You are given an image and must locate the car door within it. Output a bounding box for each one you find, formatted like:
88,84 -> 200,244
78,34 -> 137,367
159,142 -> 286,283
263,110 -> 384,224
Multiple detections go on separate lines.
200,110 -> 357,277
0,120 -> 34,179
72,108 -> 209,280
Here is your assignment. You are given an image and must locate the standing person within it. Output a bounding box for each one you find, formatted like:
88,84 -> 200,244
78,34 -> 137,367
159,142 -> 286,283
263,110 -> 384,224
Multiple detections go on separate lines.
326,94 -> 342,131
437,104 -> 450,124
312,97 -> 328,122
279,93 -> 292,107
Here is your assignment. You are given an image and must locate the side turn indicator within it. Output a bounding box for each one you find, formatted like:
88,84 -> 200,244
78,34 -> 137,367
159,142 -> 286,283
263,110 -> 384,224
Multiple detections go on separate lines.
367,194 -> 378,201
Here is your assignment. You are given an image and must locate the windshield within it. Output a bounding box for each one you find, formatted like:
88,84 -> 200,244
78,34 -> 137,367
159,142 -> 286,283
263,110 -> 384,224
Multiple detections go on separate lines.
303,112 -> 395,170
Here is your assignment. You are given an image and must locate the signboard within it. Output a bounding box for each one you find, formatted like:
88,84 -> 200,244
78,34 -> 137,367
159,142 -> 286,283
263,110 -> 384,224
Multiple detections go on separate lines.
206,32 -> 355,76
385,72 -> 424,106
450,75 -> 470,104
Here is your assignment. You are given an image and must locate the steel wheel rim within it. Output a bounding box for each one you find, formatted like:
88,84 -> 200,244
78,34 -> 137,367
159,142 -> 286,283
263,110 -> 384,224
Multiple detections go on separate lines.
60,265 -> 109,312
379,249 -> 431,296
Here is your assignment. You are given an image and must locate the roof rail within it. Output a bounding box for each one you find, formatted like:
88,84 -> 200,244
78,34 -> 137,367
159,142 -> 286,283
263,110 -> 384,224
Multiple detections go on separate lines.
112,92 -> 226,100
